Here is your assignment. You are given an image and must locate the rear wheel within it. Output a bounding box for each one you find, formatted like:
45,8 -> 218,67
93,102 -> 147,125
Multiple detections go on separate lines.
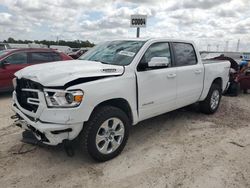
200,83 -> 222,114
80,106 -> 129,162
243,89 -> 248,94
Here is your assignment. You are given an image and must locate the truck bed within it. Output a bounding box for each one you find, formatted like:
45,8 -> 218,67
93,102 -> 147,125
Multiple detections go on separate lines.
199,60 -> 230,101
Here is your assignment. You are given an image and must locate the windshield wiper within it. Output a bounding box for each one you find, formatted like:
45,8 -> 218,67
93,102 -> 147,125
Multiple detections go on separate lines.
90,59 -> 110,65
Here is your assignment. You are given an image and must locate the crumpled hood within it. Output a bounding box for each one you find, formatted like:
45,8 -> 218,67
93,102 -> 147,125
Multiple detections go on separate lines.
15,60 -> 124,86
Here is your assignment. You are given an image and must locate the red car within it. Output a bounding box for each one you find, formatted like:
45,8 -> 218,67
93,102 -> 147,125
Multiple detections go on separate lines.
0,48 -> 73,92
238,67 -> 250,93
68,49 -> 88,59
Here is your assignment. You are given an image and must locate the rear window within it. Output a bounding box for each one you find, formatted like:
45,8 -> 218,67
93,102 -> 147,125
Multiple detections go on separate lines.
173,43 -> 197,66
30,52 -> 53,64
50,52 -> 61,61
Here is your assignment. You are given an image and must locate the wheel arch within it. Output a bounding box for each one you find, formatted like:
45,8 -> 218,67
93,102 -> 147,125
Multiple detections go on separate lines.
212,77 -> 223,91
200,77 -> 223,101
90,98 -> 133,125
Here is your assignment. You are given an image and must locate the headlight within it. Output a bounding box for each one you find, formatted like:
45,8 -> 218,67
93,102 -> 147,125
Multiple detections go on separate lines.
44,89 -> 84,108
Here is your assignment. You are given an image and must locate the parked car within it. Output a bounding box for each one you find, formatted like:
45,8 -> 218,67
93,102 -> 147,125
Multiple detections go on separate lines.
0,48 -> 73,92
71,48 -> 80,52
238,67 -> 250,93
50,45 -> 72,54
7,43 -> 48,49
12,39 -> 230,161
68,48 -> 88,59
0,43 -> 11,51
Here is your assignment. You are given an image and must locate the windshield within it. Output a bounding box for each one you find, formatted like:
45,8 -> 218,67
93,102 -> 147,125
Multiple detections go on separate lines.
79,40 -> 145,66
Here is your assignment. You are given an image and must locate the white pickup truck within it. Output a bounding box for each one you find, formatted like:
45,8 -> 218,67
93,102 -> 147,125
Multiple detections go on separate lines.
12,39 -> 230,161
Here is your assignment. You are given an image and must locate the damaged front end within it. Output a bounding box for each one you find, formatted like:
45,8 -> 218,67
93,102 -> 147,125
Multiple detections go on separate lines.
11,78 -> 83,146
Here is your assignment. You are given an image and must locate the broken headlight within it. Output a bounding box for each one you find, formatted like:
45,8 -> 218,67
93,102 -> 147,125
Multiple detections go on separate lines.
44,89 -> 83,108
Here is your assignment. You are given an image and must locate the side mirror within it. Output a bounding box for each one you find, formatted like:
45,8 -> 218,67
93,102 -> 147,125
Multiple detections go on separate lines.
148,57 -> 170,68
0,60 -> 10,68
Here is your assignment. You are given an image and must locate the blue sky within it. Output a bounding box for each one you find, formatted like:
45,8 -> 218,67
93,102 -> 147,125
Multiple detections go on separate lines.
0,0 -> 250,51
0,4 -> 8,12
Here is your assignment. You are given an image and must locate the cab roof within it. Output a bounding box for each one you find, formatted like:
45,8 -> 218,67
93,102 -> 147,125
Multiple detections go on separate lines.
106,38 -> 194,44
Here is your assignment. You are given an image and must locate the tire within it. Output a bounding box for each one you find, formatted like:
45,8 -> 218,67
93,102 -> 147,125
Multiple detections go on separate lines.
79,106 -> 130,162
199,83 -> 222,114
243,89 -> 248,94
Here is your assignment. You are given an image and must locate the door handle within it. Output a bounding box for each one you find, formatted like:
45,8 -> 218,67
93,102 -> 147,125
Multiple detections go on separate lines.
167,73 -> 176,78
195,70 -> 202,74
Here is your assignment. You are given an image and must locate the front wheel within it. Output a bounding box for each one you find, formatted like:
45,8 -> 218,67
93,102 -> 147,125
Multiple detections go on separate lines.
79,106 -> 130,162
200,83 -> 222,114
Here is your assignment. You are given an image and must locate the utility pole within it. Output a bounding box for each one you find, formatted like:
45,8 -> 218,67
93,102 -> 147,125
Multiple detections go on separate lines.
236,39 -> 240,52
136,27 -> 140,38
225,41 -> 229,52
207,44 -> 211,51
216,44 -> 220,51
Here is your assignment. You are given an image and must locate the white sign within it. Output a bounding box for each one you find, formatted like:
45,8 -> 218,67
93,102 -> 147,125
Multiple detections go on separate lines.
130,15 -> 147,28
118,50 -> 135,57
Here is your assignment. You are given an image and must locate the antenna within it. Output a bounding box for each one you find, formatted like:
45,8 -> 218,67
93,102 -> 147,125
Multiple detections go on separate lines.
236,39 -> 240,52
216,44 -> 219,51
207,44 -> 211,51
225,41 -> 229,52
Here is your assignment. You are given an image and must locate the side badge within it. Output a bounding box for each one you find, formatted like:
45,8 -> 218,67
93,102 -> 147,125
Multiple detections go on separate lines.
102,69 -> 117,73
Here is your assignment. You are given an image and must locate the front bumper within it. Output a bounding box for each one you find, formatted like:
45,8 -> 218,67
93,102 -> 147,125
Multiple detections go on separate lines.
12,91 -> 83,145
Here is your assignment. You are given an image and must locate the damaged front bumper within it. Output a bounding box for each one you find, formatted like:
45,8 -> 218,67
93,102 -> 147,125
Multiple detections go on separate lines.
12,91 -> 83,146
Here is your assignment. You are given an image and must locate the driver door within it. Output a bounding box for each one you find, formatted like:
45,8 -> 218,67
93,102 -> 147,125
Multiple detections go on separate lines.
136,42 -> 177,121
0,52 -> 28,91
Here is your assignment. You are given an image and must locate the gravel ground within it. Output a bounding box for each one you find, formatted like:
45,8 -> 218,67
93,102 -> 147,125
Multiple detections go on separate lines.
0,92 -> 250,188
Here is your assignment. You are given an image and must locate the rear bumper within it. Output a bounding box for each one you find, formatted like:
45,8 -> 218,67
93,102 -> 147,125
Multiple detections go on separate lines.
12,93 -> 83,145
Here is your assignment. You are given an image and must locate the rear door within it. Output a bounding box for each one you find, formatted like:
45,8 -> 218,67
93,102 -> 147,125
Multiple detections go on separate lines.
0,52 -> 28,91
50,52 -> 62,61
171,42 -> 204,108
136,42 -> 177,121
29,52 -> 54,65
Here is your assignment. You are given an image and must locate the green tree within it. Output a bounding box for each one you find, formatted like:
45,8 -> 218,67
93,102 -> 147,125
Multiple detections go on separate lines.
3,37 -> 95,48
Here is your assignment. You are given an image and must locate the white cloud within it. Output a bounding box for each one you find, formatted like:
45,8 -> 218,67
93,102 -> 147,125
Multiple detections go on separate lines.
0,12 -> 13,25
0,0 -> 249,51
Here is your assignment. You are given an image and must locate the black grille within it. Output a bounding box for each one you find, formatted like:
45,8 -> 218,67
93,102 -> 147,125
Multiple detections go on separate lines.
15,79 -> 42,112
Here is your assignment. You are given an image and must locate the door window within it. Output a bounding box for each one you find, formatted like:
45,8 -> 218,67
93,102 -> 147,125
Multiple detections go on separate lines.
173,43 -> 197,66
4,52 -> 28,64
137,42 -> 171,71
50,52 -> 61,61
30,52 -> 53,64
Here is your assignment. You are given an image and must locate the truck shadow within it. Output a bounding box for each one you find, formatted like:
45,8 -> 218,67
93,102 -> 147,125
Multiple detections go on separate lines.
0,91 -> 12,99
30,104 -> 203,164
